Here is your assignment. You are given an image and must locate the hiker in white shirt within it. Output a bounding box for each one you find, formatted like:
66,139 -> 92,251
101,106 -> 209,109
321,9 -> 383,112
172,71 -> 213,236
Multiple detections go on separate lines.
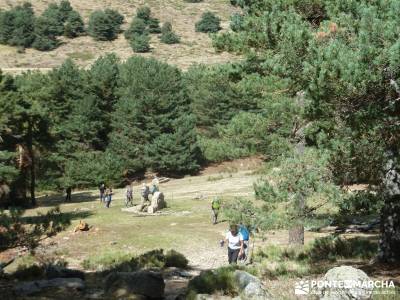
221,224 -> 244,264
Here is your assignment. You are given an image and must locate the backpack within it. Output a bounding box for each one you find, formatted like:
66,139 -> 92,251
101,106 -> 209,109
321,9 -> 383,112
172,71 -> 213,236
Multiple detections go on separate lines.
239,225 -> 250,241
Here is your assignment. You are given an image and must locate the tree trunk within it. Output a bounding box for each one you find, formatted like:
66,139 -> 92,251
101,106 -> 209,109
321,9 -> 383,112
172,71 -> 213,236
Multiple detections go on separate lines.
289,224 -> 304,245
378,152 -> 400,262
27,124 -> 36,207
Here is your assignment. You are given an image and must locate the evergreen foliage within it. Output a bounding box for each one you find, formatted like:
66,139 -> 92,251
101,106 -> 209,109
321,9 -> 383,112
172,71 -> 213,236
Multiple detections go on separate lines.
64,10 -> 85,38
136,6 -> 151,22
109,56 -> 201,175
160,22 -> 180,44
0,1 -> 83,50
32,16 -> 59,51
130,33 -> 151,53
41,3 -> 64,36
0,3 -> 36,48
195,12 -> 221,33
88,9 -> 123,41
148,17 -> 161,34
125,17 -> 147,40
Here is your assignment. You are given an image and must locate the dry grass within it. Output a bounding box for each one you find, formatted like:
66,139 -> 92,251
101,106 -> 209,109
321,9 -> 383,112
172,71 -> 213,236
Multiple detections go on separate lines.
0,0 -> 240,72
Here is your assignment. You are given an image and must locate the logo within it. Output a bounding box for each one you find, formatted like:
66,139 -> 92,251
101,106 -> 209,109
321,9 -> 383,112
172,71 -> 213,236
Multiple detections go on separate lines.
295,280 -> 310,295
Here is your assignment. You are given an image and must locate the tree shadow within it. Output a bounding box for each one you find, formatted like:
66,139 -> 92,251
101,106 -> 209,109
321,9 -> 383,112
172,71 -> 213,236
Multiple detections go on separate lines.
20,210 -> 93,225
37,192 -> 100,207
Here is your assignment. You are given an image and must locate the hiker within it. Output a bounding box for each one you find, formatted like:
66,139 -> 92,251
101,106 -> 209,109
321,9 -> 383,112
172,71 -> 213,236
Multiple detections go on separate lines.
238,223 -> 250,263
141,183 -> 150,203
125,184 -> 133,207
65,187 -> 72,202
99,183 -> 105,202
211,197 -> 221,224
105,187 -> 113,208
150,176 -> 159,194
221,224 -> 244,264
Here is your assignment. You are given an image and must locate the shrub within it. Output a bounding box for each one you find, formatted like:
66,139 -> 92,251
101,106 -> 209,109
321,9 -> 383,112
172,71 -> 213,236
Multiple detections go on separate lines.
104,8 -> 124,31
130,33 -> 150,53
187,266 -> 238,297
32,17 -> 59,51
136,6 -> 151,22
6,3 -> 36,48
160,22 -> 180,44
41,3 -> 64,36
148,17 -> 161,33
59,0 -> 74,22
125,17 -> 147,40
64,10 -> 85,38
306,236 -> 378,262
88,10 -> 122,41
165,250 -> 189,268
230,13 -> 245,32
195,12 -> 221,33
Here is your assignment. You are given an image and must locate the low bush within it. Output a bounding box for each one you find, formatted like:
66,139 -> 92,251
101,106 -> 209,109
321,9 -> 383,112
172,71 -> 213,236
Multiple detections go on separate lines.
82,249 -> 189,271
160,22 -> 180,44
130,33 -> 151,53
165,250 -> 189,268
125,17 -> 147,40
187,266 -> 238,299
195,12 -> 221,33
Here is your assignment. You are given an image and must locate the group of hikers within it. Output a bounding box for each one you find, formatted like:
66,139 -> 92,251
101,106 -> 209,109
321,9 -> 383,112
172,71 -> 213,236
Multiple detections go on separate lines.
98,183 -> 114,208
97,176 -> 160,208
211,196 -> 251,264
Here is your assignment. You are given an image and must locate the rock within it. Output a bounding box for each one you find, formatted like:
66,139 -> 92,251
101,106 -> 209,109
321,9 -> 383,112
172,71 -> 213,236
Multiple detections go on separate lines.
195,295 -> 236,300
14,278 -> 85,296
233,270 -> 271,299
104,270 -> 165,299
148,192 -> 166,213
45,266 -> 85,280
320,266 -> 373,300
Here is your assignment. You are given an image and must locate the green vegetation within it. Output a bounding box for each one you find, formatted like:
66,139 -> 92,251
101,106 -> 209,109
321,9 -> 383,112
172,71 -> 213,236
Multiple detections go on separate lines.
130,33 -> 151,53
187,266 -> 238,299
0,1 -> 83,51
64,10 -> 85,38
82,249 -> 188,271
195,12 -> 221,33
160,22 -> 180,44
88,9 -> 124,41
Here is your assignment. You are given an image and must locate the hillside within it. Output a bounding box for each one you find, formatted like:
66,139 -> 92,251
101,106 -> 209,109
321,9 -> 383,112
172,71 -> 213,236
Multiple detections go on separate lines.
0,0 -> 239,72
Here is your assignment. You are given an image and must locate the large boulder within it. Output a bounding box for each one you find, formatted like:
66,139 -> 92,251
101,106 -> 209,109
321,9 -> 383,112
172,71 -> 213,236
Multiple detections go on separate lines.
233,270 -> 271,299
104,270 -> 165,299
320,266 -> 373,300
14,278 -> 85,296
147,192 -> 166,213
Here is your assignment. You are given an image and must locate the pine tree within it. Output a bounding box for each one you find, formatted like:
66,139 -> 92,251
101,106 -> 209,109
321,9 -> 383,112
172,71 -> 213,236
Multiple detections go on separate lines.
109,57 -> 198,175
130,33 -> 151,53
195,12 -> 221,33
125,17 -> 147,40
160,22 -> 180,44
64,10 -> 85,38
254,149 -> 341,244
42,3 -> 64,36
7,3 -> 35,48
32,16 -> 60,51
136,6 -> 151,22
59,0 -> 73,22
88,10 -> 121,41
0,72 -> 51,206
0,10 -> 15,44
148,17 -> 161,34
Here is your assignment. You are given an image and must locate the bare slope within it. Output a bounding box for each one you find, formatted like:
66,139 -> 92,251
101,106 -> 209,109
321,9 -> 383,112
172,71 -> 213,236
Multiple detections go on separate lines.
0,0 -> 239,72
